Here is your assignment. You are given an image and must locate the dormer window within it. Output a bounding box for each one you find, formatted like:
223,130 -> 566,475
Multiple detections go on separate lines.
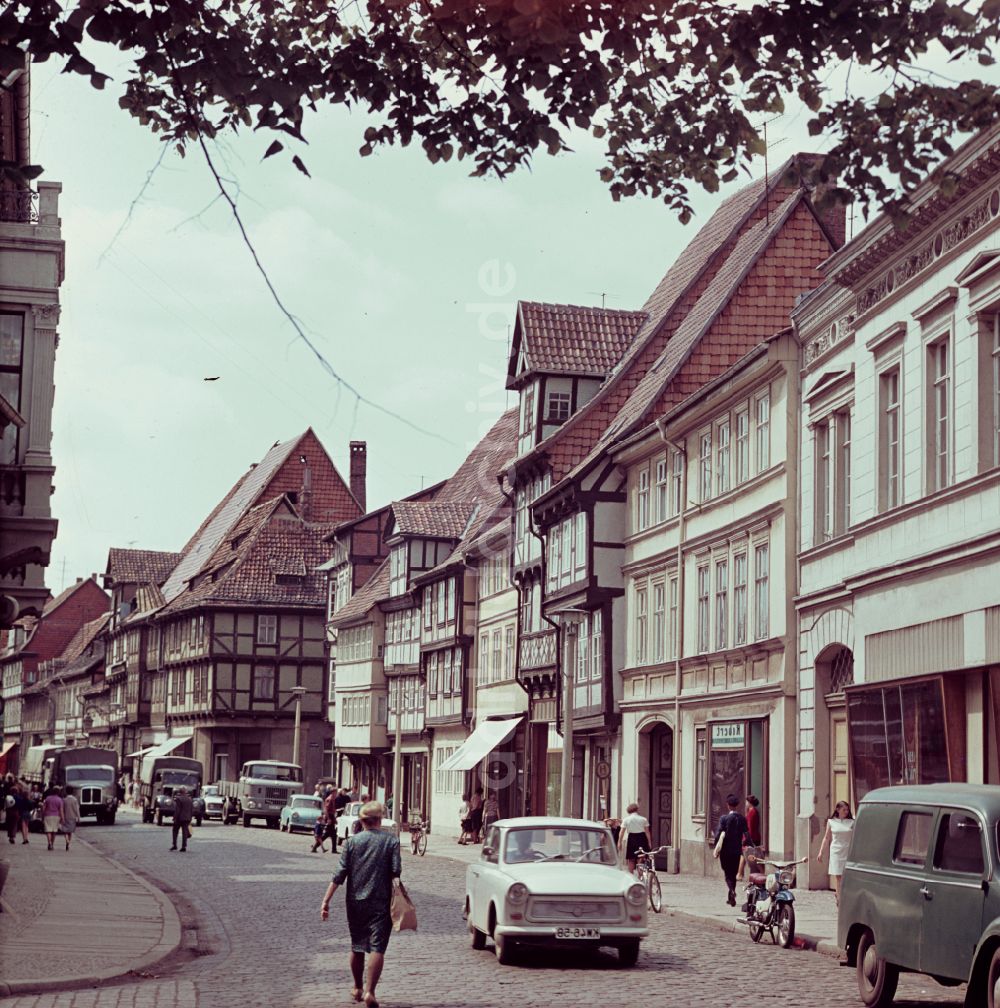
546,391 -> 571,424
389,544 -> 407,596
518,382 -> 537,455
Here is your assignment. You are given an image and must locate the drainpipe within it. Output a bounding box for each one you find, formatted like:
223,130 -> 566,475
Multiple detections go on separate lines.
657,416 -> 686,870
789,329 -> 805,865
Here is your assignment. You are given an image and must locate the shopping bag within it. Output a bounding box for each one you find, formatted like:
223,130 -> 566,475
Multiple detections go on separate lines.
390,880 -> 418,932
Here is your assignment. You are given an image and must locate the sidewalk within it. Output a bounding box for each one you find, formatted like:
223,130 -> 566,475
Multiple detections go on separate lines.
422,832 -> 844,957
0,823 -> 181,996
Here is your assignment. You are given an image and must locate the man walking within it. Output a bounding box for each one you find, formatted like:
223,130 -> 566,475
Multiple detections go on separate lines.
712,793 -> 749,907
171,786 -> 194,852
322,786 -> 340,854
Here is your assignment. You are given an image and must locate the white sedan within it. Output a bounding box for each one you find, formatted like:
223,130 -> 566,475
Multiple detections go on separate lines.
465,817 -> 649,966
335,801 -> 398,840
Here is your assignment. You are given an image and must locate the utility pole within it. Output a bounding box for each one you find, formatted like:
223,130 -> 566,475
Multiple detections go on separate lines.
290,686 -> 307,770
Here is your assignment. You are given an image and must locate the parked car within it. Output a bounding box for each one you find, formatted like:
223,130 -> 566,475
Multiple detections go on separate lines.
464,817 -> 649,967
202,785 -> 225,821
838,783 -> 1000,1007
280,794 -> 324,834
335,801 -> 397,840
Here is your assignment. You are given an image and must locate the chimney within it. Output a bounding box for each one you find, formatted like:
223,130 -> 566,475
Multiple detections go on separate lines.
299,454 -> 312,520
350,441 -> 367,512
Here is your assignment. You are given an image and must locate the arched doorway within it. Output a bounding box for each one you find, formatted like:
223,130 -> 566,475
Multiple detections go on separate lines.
645,722 -> 673,849
815,644 -> 854,815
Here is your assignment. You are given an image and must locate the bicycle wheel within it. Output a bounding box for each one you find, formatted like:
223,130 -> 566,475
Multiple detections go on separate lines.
417,829 -> 428,855
648,871 -> 662,913
410,832 -> 419,855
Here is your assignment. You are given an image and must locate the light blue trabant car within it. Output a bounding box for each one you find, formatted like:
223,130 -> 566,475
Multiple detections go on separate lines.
465,817 -> 649,967
279,794 -> 323,834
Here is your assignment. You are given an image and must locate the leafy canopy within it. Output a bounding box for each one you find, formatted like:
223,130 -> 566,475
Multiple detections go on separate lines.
5,0 -> 1000,221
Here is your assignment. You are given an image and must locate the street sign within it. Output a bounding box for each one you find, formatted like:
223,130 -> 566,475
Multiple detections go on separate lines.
595,760 -> 611,780
711,722 -> 744,749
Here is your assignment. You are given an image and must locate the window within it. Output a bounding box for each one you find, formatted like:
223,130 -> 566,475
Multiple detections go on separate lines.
575,512 -> 586,575
755,393 -> 770,472
547,531 -> 560,592
879,367 -> 901,511
714,559 -> 728,651
735,407 -> 750,484
733,553 -> 748,645
753,544 -> 769,641
492,630 -> 502,684
839,410 -> 851,531
446,579 -> 456,622
654,458 -> 668,522
518,383 -> 536,454
423,589 -> 433,630
521,585 -> 532,634
547,390 -> 571,423
815,410 -> 852,541
933,813 -> 985,875
256,614 -> 277,645
635,586 -> 648,665
636,469 -> 650,531
389,544 -> 407,596
699,432 -> 712,502
561,519 -> 572,582
576,618 -> 589,683
694,727 -> 707,817
670,450 -> 683,516
894,811 -> 934,866
928,337 -> 951,491
0,314 -> 23,466
504,626 -> 514,680
428,652 -> 439,694
480,633 -> 490,685
444,650 -> 455,694
590,610 -> 603,680
992,315 -> 1000,467
815,419 -> 833,542
716,419 -> 731,495
652,583 -> 665,663
436,581 -> 446,625
668,576 -> 679,659
253,666 -> 275,700
696,565 -> 710,653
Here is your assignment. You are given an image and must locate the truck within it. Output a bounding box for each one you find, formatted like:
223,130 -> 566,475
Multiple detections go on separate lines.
20,744 -> 59,786
218,760 -> 303,828
139,755 -> 206,827
47,746 -> 119,825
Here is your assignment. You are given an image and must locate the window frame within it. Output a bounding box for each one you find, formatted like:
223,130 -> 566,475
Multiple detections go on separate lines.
696,564 -> 711,654
256,614 -> 278,646
753,542 -> 770,641
927,333 -> 953,493
879,364 -> 902,511
755,391 -> 771,473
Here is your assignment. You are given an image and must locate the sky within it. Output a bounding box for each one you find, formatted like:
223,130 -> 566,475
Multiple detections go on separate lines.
25,39 -> 984,592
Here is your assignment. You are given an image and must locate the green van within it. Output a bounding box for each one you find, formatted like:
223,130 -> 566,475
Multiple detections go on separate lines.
838,784 -> 1000,1007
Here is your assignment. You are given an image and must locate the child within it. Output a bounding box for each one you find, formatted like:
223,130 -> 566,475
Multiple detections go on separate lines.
311,814 -> 327,853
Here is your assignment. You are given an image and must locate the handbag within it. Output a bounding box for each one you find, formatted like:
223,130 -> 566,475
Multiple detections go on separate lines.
390,880 -> 418,932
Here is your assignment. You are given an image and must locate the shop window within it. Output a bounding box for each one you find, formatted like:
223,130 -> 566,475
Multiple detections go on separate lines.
694,727 -> 707,817
0,313 -> 23,466
707,720 -> 767,836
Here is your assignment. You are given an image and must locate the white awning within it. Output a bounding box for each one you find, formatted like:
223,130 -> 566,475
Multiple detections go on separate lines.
437,717 -> 522,773
142,735 -> 191,761
0,740 -> 17,759
124,745 -> 158,760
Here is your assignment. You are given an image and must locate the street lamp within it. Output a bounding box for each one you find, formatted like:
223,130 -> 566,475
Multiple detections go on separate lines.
290,686 -> 308,769
546,606 -> 588,818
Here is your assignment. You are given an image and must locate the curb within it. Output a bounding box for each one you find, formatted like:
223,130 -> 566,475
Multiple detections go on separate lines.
0,835 -> 183,997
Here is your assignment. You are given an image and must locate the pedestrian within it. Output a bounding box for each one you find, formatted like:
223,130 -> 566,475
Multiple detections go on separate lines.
12,783 -> 32,844
457,794 -> 471,844
320,800 -> 402,1008
61,785 -> 81,851
816,800 -> 855,906
311,813 -> 328,854
712,794 -> 749,907
482,791 -> 499,832
41,786 -> 64,851
170,786 -> 194,852
5,782 -> 20,844
322,785 -> 340,853
468,786 -> 484,842
737,794 -> 762,881
618,802 -> 653,874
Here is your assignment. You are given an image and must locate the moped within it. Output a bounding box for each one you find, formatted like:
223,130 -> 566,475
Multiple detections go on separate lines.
736,849 -> 808,948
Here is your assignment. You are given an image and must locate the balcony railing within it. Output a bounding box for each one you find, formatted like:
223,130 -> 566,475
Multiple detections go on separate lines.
0,189 -> 39,224
518,629 -> 557,671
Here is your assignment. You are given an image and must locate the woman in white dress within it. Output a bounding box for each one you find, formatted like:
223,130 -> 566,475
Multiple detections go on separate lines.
816,800 -> 854,905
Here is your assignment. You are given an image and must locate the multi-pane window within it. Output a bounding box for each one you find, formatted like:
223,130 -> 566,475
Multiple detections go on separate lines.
635,586 -> 648,665
652,583 -> 665,664
0,314 -> 23,466
754,543 -> 770,640
815,420 -> 833,542
839,411 -> 851,531
257,614 -> 277,645
735,407 -> 750,484
253,666 -> 275,700
694,727 -> 707,817
547,531 -> 560,592
479,632 -> 490,684
655,458 -> 668,522
715,559 -> 728,651
929,338 -> 951,491
756,393 -> 771,472
636,469 -> 650,531
699,432 -> 712,502
492,630 -> 502,684
561,520 -> 573,581
696,565 -> 710,653
879,366 -> 901,510
504,626 -> 514,679
670,450 -> 683,515
733,553 -> 748,645
447,579 -> 456,622
547,391 -> 571,422
575,618 -> 590,682
574,513 -> 586,575
518,383 -> 536,454
815,410 -> 852,541
668,576 -> 679,659
590,610 -> 603,680
389,544 -> 407,596
716,419 -> 731,495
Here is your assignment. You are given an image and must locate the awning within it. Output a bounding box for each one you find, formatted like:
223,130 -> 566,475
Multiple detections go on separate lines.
437,716 -> 523,773
142,735 -> 191,761
0,741 -> 17,759
124,745 -> 158,760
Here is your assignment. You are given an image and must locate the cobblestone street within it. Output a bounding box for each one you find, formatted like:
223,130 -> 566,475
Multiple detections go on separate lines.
0,811 -> 969,1008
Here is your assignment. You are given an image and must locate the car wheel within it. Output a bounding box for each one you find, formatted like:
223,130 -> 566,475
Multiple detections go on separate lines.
987,946 -> 1000,1008
648,872 -> 662,913
857,928 -> 899,1007
494,933 -> 516,966
155,810 -> 163,827
617,940 -> 640,968
776,904 -> 795,948
242,814 -> 251,828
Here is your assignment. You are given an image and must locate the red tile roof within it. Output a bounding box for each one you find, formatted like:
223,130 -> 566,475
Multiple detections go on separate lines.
330,557 -> 390,627
390,500 -> 478,540
105,548 -> 182,586
513,302 -> 647,379
57,612 -> 110,666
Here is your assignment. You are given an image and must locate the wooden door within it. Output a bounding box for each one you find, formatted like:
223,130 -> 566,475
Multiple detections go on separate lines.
831,710 -> 850,808
648,724 -> 673,848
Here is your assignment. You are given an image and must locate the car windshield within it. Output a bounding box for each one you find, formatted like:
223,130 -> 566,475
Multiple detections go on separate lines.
503,827 -> 617,865
203,786 -> 219,797
245,763 -> 299,781
291,798 -> 320,809
65,767 -> 113,785
345,803 -> 361,816
162,771 -> 199,787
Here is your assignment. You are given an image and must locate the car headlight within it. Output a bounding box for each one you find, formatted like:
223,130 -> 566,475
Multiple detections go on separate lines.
247,800 -> 257,809
626,883 -> 646,906
506,883 -> 529,904
292,812 -> 300,821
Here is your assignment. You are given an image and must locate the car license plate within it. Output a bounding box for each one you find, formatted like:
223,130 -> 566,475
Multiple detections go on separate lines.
555,927 -> 600,939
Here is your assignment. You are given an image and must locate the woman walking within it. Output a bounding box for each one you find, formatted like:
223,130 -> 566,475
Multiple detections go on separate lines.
41,787 -> 64,851
61,786 -> 81,851
618,802 -> 652,874
320,801 -> 402,1008
816,800 -> 855,906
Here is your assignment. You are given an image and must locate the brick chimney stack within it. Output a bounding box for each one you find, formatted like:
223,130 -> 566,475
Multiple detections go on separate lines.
350,441 -> 367,512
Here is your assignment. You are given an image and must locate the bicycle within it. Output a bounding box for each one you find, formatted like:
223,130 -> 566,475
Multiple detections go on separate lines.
634,846 -> 667,913
409,817 -> 428,856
